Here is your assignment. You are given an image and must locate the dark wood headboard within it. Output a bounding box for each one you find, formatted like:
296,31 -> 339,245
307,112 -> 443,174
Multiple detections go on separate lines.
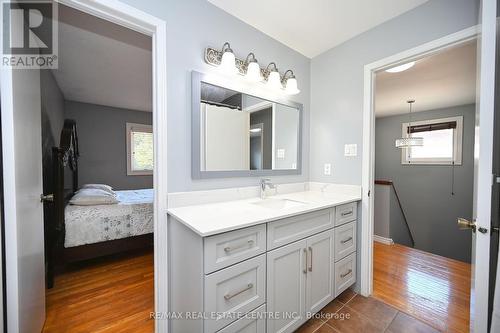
46,119 -> 79,288
52,119 -> 79,233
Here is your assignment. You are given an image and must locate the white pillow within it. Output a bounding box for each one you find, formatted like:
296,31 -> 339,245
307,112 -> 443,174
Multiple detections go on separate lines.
70,188 -> 118,206
81,184 -> 114,194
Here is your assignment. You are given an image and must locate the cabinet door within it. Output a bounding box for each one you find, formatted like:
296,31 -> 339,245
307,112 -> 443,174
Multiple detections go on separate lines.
267,239 -> 307,333
306,230 -> 335,314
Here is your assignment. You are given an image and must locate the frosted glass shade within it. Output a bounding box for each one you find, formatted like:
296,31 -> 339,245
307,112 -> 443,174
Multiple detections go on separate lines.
285,77 -> 300,95
395,137 -> 424,148
267,71 -> 282,89
220,51 -> 237,74
246,61 -> 262,82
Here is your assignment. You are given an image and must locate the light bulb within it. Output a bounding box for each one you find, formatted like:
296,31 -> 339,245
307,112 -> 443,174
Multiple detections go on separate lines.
267,71 -> 282,90
284,77 -> 300,95
220,50 -> 237,74
246,61 -> 262,82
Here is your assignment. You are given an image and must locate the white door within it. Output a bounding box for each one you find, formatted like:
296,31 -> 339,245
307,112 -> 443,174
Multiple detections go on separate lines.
202,103 -> 250,171
306,230 -> 334,314
468,0 -> 496,332
1,67 -> 46,332
267,239 -> 307,333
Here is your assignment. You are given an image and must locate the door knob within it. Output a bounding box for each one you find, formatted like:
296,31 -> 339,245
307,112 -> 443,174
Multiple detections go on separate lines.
457,217 -> 475,231
457,218 -> 489,234
40,194 -> 54,203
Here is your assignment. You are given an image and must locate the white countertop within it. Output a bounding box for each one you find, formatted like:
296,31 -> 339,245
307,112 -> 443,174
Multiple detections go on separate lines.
167,190 -> 361,237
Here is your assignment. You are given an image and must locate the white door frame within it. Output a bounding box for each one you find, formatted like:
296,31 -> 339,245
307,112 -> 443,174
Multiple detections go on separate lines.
360,26 -> 478,295
56,1 -> 168,332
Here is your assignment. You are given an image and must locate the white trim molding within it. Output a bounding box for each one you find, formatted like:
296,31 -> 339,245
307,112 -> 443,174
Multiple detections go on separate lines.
361,25 -> 478,298
373,235 -> 394,245
55,1 -> 168,332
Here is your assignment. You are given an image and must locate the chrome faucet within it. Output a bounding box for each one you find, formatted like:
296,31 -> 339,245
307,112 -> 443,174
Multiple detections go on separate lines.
260,178 -> 275,199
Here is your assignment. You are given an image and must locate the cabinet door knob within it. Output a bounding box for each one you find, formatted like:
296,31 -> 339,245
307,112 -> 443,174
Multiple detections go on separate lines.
308,247 -> 313,272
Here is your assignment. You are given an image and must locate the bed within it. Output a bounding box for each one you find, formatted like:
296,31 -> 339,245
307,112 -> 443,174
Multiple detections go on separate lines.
45,119 -> 154,288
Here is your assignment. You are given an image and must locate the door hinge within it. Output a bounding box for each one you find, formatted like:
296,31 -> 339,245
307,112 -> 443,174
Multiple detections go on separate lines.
368,190 -> 371,197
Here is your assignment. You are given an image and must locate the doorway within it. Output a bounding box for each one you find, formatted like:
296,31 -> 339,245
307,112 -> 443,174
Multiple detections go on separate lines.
1,1 -> 167,332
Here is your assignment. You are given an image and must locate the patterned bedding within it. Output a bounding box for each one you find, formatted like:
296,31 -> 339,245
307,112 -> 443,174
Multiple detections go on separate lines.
64,189 -> 154,248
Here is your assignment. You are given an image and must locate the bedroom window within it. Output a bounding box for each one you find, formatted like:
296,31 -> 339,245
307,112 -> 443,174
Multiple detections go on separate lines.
127,123 -> 153,175
401,116 -> 463,165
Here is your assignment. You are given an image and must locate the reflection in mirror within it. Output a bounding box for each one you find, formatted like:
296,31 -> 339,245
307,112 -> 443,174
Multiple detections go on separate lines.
200,82 -> 299,172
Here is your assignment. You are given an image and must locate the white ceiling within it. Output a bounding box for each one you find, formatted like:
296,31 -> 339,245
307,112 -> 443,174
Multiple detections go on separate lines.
375,41 -> 477,118
207,0 -> 429,58
52,5 -> 152,112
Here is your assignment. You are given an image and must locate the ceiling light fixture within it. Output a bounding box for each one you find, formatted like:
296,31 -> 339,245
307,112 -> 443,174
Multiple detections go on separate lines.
395,99 -> 424,148
244,53 -> 262,82
219,42 -> 237,74
385,61 -> 415,73
282,70 -> 300,95
265,62 -> 282,90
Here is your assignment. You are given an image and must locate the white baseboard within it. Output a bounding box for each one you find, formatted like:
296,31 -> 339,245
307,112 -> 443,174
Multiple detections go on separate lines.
373,235 -> 394,245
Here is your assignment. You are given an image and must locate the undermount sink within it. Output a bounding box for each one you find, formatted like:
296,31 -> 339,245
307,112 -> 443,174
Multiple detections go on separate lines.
251,198 -> 307,210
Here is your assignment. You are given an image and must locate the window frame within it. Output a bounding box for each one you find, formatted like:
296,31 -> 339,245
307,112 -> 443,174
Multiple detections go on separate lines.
126,122 -> 153,175
401,116 -> 464,165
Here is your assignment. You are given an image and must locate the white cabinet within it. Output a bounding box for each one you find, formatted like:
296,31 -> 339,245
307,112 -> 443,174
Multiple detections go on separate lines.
306,230 -> 335,314
267,229 -> 334,333
169,200 -> 359,333
267,239 -> 307,333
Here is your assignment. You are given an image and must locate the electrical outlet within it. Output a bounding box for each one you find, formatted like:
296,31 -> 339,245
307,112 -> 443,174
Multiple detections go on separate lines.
324,163 -> 331,175
277,148 -> 285,159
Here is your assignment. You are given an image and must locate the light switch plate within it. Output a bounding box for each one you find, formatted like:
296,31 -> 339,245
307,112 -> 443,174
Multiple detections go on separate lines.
324,163 -> 331,175
344,144 -> 358,157
277,148 -> 285,159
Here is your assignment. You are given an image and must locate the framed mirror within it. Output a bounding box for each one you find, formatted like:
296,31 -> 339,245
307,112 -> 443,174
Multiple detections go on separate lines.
192,71 -> 303,179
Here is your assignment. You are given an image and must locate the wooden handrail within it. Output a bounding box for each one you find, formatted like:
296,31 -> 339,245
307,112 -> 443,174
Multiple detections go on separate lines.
375,179 -> 415,247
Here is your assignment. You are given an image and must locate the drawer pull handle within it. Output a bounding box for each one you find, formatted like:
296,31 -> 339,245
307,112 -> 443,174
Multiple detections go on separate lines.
341,269 -> 352,279
224,239 -> 254,253
303,248 -> 307,274
308,247 -> 313,272
341,210 -> 353,217
341,237 -> 353,244
224,283 -> 253,300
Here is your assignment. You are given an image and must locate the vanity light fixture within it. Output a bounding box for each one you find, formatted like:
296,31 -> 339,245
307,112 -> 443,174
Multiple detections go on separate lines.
282,70 -> 300,95
395,99 -> 424,148
204,43 -> 301,94
265,62 -> 282,90
386,61 -> 415,73
244,53 -> 262,82
219,42 -> 238,74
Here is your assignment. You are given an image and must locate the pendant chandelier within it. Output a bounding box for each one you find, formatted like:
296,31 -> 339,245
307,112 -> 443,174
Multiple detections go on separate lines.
395,99 -> 424,148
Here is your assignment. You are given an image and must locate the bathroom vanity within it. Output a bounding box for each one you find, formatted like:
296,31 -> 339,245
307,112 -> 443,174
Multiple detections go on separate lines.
168,189 -> 360,333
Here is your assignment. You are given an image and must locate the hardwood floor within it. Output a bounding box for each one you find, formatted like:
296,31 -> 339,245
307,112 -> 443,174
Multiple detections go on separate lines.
43,251 -> 154,333
373,242 -> 471,333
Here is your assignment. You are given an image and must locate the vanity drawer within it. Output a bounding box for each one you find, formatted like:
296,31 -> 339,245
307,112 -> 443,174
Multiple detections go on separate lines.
267,208 -> 333,250
334,252 -> 356,297
204,225 -> 266,274
334,202 -> 357,226
334,221 -> 356,262
204,254 -> 266,333
216,304 -> 266,333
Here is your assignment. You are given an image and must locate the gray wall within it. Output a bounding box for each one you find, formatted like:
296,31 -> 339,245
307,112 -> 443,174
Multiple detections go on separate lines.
375,105 -> 475,262
310,0 -> 479,185
65,101 -> 153,190
120,0 -> 311,192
